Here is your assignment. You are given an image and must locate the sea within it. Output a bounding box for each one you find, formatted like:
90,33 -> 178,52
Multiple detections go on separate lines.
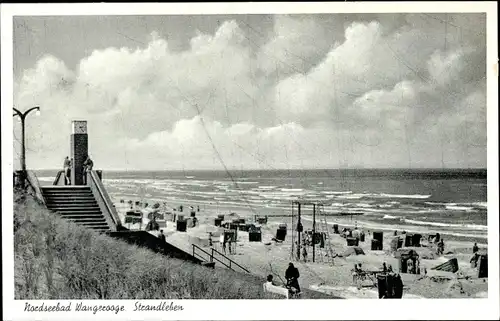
36,169 -> 487,243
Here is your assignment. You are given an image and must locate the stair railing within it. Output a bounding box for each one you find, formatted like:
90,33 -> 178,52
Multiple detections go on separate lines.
52,170 -> 66,186
192,244 -> 250,273
88,170 -> 122,231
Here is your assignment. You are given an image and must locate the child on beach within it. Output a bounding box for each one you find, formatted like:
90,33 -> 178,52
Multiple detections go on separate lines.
473,243 -> 479,254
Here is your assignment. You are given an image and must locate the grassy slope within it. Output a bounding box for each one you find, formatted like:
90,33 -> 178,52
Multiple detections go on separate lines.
14,191 -> 289,299
14,191 -> 335,299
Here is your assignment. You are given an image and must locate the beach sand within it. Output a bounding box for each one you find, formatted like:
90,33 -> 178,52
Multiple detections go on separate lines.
114,203 -> 488,299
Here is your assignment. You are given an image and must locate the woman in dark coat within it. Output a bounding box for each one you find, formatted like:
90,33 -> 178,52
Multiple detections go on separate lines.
285,263 -> 301,293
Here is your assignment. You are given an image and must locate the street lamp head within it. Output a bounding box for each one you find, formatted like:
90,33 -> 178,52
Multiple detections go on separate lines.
35,107 -> 41,116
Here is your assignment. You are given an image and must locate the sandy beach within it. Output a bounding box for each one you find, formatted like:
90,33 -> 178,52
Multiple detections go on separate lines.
114,202 -> 488,299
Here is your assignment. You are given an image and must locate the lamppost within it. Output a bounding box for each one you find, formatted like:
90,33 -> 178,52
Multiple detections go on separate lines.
13,106 -> 40,187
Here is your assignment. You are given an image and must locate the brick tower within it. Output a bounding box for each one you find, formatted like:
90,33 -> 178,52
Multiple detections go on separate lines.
70,120 -> 88,185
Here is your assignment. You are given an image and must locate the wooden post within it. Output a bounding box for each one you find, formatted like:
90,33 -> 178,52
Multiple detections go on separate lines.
210,248 -> 214,263
313,203 -> 316,263
297,202 -> 301,261
291,202 -> 294,260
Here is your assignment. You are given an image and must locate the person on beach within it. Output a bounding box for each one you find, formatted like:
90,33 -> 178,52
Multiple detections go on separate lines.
382,262 -> 388,273
437,239 -> 445,255
197,205 -> 200,212
407,259 -> 414,274
353,264 -> 360,282
470,253 -> 479,268
159,229 -> 166,243
266,274 -> 277,286
63,156 -> 71,185
473,243 -> 479,254
302,246 -> 308,262
219,234 -> 225,252
192,216 -> 198,227
285,263 -> 301,293
393,274 -> 404,298
208,232 -> 213,247
228,238 -> 232,255
352,227 -> 360,240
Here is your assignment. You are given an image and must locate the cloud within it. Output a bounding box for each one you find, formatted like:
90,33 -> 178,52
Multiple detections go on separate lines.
13,15 -> 487,170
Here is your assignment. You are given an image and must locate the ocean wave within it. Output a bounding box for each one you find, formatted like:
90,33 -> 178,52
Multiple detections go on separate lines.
424,202 -> 453,206
473,202 -> 487,208
337,193 -> 431,200
383,214 -> 401,220
235,181 -> 259,185
280,188 -> 304,192
445,205 -> 475,212
376,193 -> 431,199
320,191 -> 353,195
425,201 -> 487,210
337,194 -> 364,199
257,186 -> 277,190
301,216 -> 487,239
403,218 -> 487,231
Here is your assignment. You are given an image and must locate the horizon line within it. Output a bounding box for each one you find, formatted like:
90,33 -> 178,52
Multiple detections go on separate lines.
31,167 -> 488,172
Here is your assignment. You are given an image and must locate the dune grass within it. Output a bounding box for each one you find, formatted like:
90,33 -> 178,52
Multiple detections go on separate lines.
14,190 -> 283,299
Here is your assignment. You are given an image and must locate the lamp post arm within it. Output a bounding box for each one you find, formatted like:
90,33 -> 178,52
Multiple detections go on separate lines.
24,106 -> 40,117
13,108 -> 23,119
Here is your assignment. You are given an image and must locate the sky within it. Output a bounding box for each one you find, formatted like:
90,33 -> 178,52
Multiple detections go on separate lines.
12,13 -> 487,171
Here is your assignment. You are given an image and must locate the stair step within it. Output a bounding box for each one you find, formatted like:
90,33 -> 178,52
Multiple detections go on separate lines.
79,221 -> 109,226
57,211 -> 102,216
50,206 -> 101,211
44,192 -> 94,196
47,203 -> 99,207
58,213 -> 104,219
66,217 -> 106,222
42,187 -> 91,190
85,224 -> 111,230
45,198 -> 96,202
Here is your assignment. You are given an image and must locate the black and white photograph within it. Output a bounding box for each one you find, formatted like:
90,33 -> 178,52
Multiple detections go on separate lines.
2,2 -> 498,320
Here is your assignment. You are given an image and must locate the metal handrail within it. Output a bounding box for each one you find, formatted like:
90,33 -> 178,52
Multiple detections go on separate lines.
211,247 -> 250,273
52,170 -> 64,185
88,170 -> 122,228
193,244 -> 250,273
192,244 -> 227,268
192,244 -> 250,272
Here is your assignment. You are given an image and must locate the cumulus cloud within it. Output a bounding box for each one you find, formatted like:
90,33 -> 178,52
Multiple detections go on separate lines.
13,14 -> 487,170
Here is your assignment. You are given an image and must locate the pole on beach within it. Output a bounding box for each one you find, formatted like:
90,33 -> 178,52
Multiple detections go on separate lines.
291,202 -> 294,261
313,203 -> 316,263
297,202 -> 301,261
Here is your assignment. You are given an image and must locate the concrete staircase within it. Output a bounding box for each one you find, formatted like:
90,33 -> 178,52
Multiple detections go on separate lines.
42,186 -> 112,232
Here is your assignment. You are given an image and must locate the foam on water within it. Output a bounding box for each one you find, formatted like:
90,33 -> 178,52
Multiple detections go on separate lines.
403,218 -> 487,231
445,205 -> 475,212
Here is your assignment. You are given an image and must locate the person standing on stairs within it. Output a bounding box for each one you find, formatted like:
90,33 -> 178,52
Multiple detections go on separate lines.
83,155 -> 94,185
63,156 -> 71,185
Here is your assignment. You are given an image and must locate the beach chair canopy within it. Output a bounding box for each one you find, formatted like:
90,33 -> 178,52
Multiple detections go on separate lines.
394,249 -> 419,259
